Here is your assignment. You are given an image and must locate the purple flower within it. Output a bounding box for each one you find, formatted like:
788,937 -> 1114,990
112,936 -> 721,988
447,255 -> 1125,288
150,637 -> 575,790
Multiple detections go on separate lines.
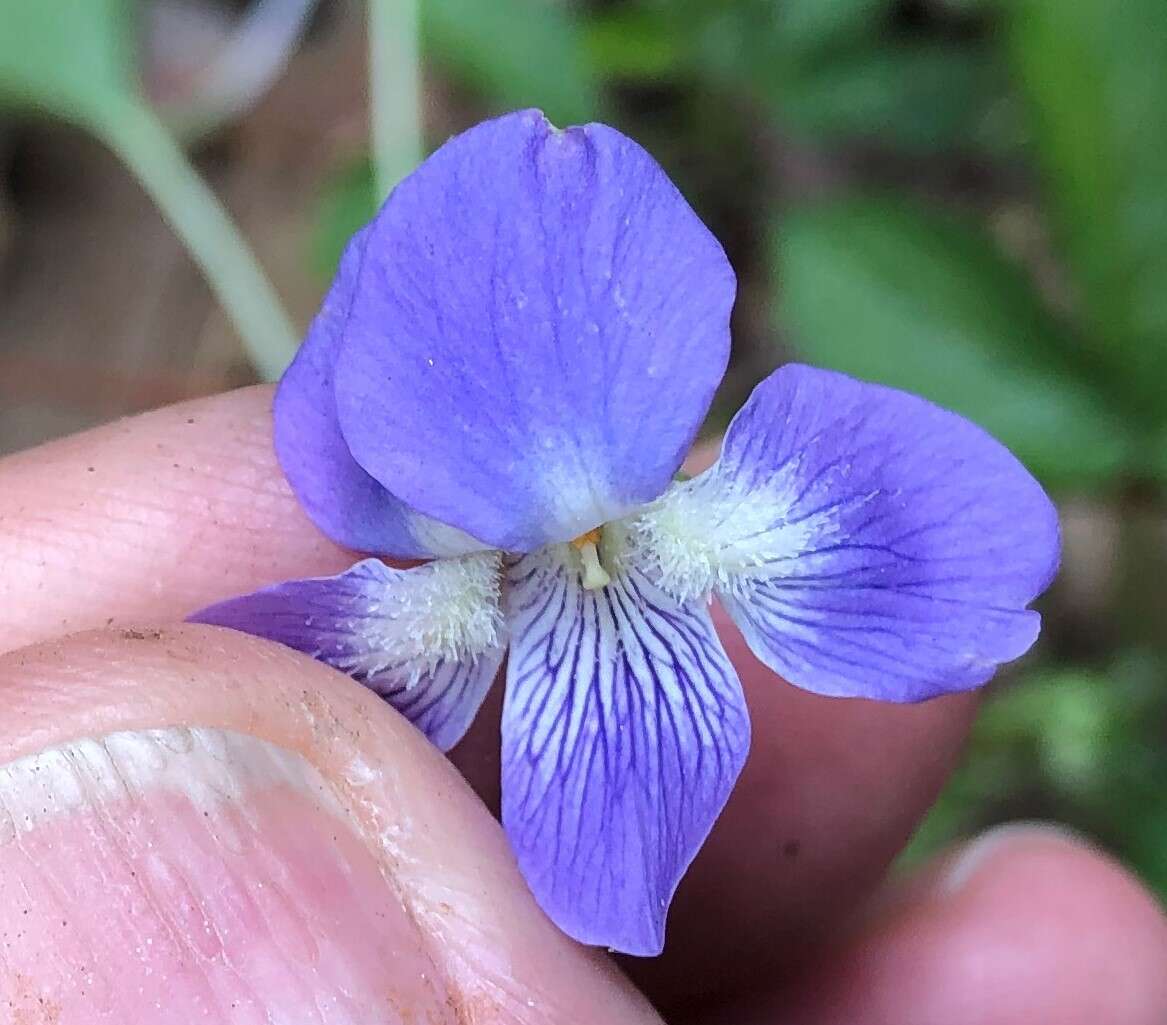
190,110 -> 1060,955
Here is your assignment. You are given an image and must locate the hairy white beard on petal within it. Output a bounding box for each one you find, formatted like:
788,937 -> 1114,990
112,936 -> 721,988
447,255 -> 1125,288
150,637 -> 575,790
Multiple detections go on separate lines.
624,472 -> 843,604
338,551 -> 505,685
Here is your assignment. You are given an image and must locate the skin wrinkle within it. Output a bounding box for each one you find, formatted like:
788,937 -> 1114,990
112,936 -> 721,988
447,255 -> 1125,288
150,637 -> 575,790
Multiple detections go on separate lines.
0,631 -> 666,1024
4,476 -> 279,533
3,728 -> 368,1017
0,391 -> 352,653
105,737 -> 338,1017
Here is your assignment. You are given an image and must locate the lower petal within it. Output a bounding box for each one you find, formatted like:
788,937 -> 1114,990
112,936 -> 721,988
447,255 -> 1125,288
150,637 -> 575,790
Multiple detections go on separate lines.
502,543 -> 750,955
189,556 -> 506,750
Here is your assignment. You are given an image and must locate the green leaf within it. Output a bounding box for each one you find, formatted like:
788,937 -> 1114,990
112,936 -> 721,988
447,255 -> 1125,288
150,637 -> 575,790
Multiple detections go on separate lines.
674,0 -> 1001,150
0,0 -> 136,128
682,0 -> 882,90
421,0 -> 599,125
976,667 -> 1118,791
584,7 -> 684,80
780,44 -> 1003,150
1010,0 -> 1167,415
776,199 -> 1133,487
768,0 -> 885,59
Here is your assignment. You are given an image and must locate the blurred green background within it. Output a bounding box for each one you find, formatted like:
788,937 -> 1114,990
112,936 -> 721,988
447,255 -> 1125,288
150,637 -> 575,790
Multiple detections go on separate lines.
1,1 -> 1164,899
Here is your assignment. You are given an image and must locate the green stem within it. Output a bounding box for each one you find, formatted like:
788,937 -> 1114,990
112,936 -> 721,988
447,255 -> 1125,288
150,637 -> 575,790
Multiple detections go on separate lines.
368,0 -> 422,201
97,99 -> 298,381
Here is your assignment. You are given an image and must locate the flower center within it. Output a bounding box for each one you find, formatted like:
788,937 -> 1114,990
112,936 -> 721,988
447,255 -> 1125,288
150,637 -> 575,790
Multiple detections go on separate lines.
570,527 -> 611,590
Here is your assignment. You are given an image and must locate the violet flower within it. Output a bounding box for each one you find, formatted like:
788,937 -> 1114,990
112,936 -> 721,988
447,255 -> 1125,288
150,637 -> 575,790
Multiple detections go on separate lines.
191,110 -> 1060,955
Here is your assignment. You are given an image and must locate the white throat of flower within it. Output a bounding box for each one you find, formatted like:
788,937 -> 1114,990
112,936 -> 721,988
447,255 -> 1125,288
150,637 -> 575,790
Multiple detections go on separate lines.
383,468 -> 830,675
552,471 -> 824,603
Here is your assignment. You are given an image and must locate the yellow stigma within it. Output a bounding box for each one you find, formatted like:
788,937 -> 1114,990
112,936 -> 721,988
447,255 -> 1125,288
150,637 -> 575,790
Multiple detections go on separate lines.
570,528 -> 610,590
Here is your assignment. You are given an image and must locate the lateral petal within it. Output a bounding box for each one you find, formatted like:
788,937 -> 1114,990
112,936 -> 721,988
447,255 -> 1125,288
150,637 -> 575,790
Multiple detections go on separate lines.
631,364 -> 1060,701
190,555 -> 505,750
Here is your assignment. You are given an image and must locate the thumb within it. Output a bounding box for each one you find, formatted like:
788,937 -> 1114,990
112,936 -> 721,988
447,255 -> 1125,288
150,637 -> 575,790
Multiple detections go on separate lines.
0,626 -> 658,1024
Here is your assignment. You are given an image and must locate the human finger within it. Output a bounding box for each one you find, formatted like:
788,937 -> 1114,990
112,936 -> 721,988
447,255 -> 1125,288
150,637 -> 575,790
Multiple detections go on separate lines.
0,625 -> 660,1024
726,824 -> 1167,1025
0,385 -> 349,653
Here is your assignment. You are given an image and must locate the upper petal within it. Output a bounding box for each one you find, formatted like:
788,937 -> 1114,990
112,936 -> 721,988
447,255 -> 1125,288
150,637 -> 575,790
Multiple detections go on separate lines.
189,555 -> 506,750
631,364 -> 1060,701
274,228 -> 485,559
332,109 -> 736,552
502,539 -> 750,954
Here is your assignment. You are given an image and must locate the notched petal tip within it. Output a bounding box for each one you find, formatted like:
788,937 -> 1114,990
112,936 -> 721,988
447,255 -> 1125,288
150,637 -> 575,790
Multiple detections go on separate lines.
631,363 -> 1061,703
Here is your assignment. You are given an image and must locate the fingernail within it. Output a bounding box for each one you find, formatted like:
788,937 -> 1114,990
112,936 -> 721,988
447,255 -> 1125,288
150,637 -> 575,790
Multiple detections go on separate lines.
0,727 -> 455,1024
939,820 -> 1089,896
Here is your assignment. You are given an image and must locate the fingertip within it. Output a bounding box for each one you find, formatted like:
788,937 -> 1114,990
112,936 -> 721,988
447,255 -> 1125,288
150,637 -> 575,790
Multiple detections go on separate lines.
771,822 -> 1167,1025
0,386 -> 352,653
0,628 -> 662,1024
